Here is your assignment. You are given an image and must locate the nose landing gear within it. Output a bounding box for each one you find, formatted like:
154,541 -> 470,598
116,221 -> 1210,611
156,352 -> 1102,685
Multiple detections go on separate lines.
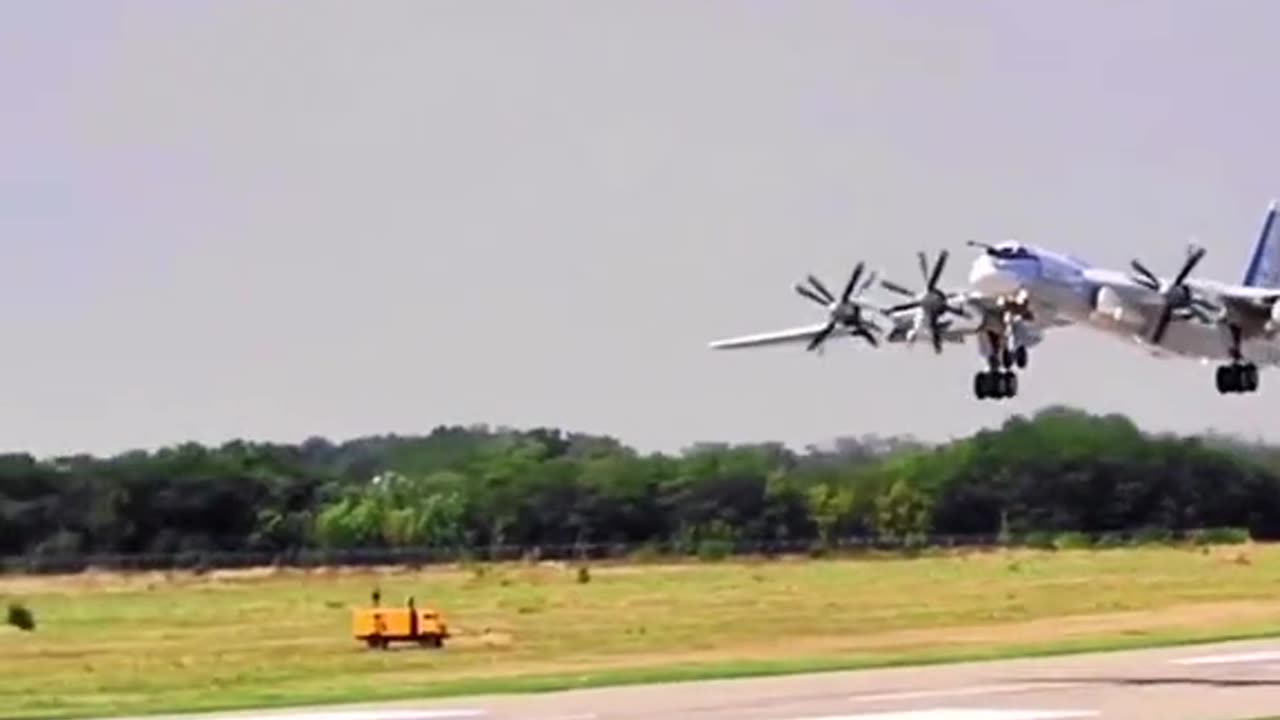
1000,345 -> 1028,370
975,331 -> 1023,400
974,369 -> 1018,400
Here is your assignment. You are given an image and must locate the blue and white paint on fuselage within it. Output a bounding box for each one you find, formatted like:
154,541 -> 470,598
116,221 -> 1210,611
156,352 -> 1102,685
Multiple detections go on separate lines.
965,224 -> 1280,367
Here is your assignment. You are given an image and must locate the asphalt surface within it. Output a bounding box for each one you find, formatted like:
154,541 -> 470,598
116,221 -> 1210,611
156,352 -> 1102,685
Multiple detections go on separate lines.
122,638 -> 1280,720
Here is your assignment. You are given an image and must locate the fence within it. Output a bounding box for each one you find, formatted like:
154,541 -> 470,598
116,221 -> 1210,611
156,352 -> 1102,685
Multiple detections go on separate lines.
0,526 -> 1253,575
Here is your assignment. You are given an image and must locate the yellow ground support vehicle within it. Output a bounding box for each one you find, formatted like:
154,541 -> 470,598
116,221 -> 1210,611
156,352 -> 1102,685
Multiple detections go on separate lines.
352,599 -> 449,649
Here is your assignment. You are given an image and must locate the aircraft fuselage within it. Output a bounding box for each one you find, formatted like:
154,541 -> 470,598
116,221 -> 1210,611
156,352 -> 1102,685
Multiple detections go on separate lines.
966,243 -> 1280,365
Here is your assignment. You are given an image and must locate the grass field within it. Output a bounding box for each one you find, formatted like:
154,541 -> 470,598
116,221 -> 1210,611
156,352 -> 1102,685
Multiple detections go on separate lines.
4,544 -> 1280,719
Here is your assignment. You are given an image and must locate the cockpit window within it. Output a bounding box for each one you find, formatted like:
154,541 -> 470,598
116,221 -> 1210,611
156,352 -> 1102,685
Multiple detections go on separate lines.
990,242 -> 1036,261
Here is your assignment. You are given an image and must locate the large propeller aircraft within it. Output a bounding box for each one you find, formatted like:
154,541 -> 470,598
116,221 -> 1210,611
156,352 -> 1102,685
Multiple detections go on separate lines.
708,202 -> 1280,401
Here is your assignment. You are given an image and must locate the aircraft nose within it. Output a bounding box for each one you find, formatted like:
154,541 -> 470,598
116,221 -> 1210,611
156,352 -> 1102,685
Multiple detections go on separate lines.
969,254 -> 1021,295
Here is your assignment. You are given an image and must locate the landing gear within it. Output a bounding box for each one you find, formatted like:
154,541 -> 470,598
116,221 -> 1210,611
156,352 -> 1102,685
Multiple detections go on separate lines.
1216,363 -> 1259,394
1216,325 -> 1260,394
999,345 -> 1029,370
974,370 -> 1018,400
975,330 -> 1022,401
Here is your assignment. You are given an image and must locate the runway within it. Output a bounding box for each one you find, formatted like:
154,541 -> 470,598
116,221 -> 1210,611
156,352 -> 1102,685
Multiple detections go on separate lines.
126,637 -> 1280,720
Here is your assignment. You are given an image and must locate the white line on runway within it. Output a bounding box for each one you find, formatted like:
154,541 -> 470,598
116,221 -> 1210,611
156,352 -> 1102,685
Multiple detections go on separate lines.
849,683 -> 1084,703
793,710 -> 1098,720
793,709 -> 1097,720
1170,650 -> 1280,666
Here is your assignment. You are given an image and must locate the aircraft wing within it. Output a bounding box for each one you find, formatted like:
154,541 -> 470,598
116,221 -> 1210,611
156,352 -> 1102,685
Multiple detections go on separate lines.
708,313 -> 972,351
1188,280 -> 1280,308
708,322 -> 846,350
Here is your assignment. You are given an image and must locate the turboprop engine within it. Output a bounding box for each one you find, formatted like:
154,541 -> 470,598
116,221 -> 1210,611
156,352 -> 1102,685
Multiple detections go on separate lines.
1090,286 -> 1146,332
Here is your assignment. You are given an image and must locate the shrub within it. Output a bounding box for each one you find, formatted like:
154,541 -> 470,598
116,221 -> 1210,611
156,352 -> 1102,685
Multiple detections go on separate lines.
1053,531 -> 1092,550
1093,533 -> 1125,549
1189,527 -> 1251,546
1023,530 -> 1057,550
627,543 -> 663,563
696,538 -> 733,562
1132,526 -> 1173,546
7,602 -> 35,632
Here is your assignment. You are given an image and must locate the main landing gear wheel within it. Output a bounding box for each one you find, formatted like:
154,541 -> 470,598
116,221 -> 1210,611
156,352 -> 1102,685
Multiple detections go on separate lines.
1216,363 -> 1259,394
974,371 -> 1018,400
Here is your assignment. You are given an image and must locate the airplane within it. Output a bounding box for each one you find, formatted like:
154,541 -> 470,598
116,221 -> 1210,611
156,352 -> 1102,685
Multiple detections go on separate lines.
707,201 -> 1280,401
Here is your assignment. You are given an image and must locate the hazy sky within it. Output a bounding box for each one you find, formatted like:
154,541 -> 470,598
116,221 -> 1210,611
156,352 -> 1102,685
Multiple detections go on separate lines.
4,0 -> 1280,457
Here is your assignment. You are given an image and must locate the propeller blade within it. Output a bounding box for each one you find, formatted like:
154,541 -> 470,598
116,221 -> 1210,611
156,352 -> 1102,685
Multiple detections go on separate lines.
917,251 -> 930,285
841,262 -> 866,302
881,280 -> 917,297
1151,306 -> 1174,344
806,323 -> 834,351
1130,259 -> 1159,289
930,317 -> 944,354
928,249 -> 949,290
806,275 -> 835,304
859,269 -> 878,294
795,284 -> 828,307
886,300 -> 922,313
1173,246 -> 1206,285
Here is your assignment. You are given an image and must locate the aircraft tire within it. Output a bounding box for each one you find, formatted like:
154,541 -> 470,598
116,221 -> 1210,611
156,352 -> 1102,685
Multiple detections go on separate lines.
1216,364 -> 1259,394
1002,371 -> 1018,398
1244,364 -> 1260,392
974,371 -> 1017,400
1014,346 -> 1028,369
1215,366 -> 1229,394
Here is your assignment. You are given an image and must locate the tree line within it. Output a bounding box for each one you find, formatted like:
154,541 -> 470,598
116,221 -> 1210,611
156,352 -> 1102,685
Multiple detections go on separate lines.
3,405 -> 1280,569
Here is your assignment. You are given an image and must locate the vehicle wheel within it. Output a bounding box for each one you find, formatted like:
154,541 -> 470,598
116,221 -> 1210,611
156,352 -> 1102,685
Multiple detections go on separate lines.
1216,365 -> 1231,394
1014,346 -> 1028,369
974,372 -> 988,400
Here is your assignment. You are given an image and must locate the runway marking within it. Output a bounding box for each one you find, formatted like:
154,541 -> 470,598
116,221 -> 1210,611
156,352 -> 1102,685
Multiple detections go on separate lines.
259,711 -> 486,720
849,683 -> 1084,703
794,710 -> 1097,720
1171,650 -> 1280,666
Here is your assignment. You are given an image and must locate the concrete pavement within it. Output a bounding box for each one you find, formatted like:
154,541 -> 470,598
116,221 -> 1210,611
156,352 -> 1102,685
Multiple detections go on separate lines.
118,637 -> 1280,720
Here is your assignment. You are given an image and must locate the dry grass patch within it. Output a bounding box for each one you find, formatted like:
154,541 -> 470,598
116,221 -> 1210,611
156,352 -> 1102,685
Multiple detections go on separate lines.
3,544 -> 1280,718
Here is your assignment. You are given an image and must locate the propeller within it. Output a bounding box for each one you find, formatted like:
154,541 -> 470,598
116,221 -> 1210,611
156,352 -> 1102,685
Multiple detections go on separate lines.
795,262 -> 881,353
1129,244 -> 1218,344
879,250 -> 970,353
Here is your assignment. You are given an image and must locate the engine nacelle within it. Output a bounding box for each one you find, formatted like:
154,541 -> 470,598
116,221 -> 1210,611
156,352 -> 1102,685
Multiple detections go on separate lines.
1266,301 -> 1280,336
1090,286 -> 1147,331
